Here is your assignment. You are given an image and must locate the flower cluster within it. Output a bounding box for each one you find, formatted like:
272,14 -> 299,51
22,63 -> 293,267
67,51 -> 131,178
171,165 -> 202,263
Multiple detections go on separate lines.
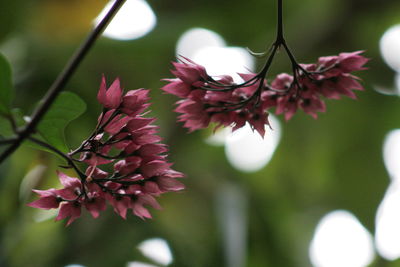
162,51 -> 368,137
28,76 -> 184,226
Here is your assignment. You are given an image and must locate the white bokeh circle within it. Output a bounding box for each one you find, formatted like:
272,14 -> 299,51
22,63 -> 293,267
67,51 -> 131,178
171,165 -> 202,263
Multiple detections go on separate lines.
95,0 -> 156,41
176,28 -> 226,59
380,24 -> 400,72
383,129 -> 400,180
309,210 -> 375,267
224,116 -> 281,173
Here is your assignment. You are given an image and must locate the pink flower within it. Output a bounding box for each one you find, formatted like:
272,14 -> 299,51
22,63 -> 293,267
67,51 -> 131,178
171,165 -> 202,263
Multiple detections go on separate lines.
163,62 -> 273,137
157,176 -> 185,192
28,76 -> 185,225
271,73 -> 293,91
338,51 -> 369,72
56,201 -> 81,226
121,89 -> 151,116
276,93 -> 298,121
27,189 -> 61,210
162,51 -> 367,135
170,56 -> 207,84
131,194 -> 161,220
161,79 -> 192,98
248,110 -> 270,136
106,193 -> 131,219
299,96 -> 326,119
28,171 -> 83,226
97,75 -> 123,109
84,191 -> 106,218
175,99 -> 211,132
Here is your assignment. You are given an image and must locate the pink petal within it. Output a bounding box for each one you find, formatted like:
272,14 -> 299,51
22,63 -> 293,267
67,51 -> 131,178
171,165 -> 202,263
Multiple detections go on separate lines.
106,194 -> 130,219
104,115 -> 130,135
135,134 -> 162,145
97,75 -> 108,107
27,195 -> 60,209
106,78 -> 123,109
85,167 -> 109,179
57,171 -> 81,188
141,161 -> 172,178
114,156 -> 142,175
57,188 -> 79,201
157,177 -> 185,191
85,196 -> 106,218
126,117 -> 156,132
132,202 -> 152,219
161,79 -> 191,98
124,142 -> 141,155
144,181 -> 162,195
139,144 -> 167,156
32,188 -> 57,197
56,202 -> 81,226
138,194 -> 161,210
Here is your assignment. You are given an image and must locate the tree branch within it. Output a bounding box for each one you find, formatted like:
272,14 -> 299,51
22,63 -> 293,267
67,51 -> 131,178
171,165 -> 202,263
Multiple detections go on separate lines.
0,0 -> 127,164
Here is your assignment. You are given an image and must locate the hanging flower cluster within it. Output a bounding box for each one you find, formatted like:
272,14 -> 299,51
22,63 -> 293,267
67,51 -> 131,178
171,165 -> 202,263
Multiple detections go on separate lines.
162,51 -> 368,137
28,77 -> 184,226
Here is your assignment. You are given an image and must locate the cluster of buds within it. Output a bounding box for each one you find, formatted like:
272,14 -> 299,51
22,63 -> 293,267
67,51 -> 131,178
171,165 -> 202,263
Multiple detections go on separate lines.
28,76 -> 184,226
162,51 -> 368,137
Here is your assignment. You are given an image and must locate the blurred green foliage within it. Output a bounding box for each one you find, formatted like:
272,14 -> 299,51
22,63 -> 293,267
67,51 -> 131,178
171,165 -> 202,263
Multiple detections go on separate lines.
1,0 -> 400,266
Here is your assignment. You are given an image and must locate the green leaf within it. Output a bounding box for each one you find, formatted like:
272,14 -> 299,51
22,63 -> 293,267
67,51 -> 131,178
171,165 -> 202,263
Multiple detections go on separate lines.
0,53 -> 13,114
37,91 -> 86,153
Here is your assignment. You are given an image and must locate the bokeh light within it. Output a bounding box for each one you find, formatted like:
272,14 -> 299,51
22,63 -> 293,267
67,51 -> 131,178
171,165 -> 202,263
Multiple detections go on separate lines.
192,46 -> 255,82
379,24 -> 400,72
225,115 -> 281,173
126,262 -> 157,267
382,129 -> 400,180
375,181 -> 400,260
176,28 -> 226,59
137,238 -> 172,266
205,127 -> 231,147
175,27 -> 255,82
95,0 -> 156,41
309,210 -> 375,267
374,129 -> 400,260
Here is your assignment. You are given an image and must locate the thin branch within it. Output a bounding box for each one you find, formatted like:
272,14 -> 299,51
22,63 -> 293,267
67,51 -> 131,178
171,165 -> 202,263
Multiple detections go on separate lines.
0,0 -> 127,164
28,137 -> 85,179
0,137 -> 17,145
276,0 -> 284,42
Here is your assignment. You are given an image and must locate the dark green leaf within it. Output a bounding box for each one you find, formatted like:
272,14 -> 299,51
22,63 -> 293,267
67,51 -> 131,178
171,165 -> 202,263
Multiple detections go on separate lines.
37,91 -> 86,153
0,53 -> 13,114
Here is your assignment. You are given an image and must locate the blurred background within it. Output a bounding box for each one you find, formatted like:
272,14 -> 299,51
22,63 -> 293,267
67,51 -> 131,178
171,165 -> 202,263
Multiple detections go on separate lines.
0,0 -> 400,266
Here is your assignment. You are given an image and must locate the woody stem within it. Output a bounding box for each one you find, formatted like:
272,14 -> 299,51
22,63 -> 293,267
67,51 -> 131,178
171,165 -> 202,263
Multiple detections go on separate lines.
0,0 -> 127,165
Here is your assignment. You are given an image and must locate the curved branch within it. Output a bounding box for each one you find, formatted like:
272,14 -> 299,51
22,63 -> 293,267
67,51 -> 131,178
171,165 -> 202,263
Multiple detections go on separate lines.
0,137 -> 17,145
0,0 -> 127,164
28,137 -> 86,179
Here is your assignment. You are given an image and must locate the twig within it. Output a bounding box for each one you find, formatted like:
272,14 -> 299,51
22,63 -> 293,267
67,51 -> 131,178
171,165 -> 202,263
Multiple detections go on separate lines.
28,136 -> 86,179
0,0 -> 127,164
